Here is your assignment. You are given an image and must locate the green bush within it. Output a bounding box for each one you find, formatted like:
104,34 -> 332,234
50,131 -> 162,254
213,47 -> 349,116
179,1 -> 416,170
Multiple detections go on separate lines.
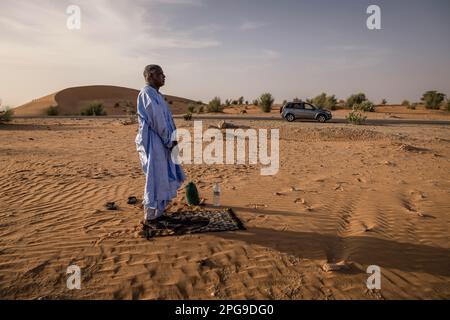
407,103 -> 417,110
0,107 -> 13,123
353,100 -> 375,112
293,97 -> 301,102
207,97 -> 223,113
187,103 -> 196,113
183,112 -> 192,121
381,99 -> 387,105
46,105 -> 59,116
224,99 -> 231,107
259,93 -> 274,113
81,103 -> 106,116
312,93 -> 327,107
444,100 -> 450,112
346,110 -> 367,125
401,100 -> 410,106
312,93 -> 337,110
325,95 -> 337,110
421,91 -> 446,109
197,105 -> 204,114
238,96 -> 244,105
252,99 -> 258,106
245,100 -> 248,105
346,93 -> 367,108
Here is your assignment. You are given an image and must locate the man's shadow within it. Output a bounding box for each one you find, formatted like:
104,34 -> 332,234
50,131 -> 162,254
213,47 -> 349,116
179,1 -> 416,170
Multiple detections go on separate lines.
210,208 -> 450,277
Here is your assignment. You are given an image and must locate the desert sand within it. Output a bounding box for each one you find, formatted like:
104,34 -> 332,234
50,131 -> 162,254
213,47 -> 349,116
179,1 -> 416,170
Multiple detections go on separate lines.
0,113 -> 449,300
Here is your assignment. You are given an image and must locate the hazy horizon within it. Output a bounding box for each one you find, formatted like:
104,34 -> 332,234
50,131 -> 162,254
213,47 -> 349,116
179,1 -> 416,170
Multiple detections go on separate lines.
1,0 -> 449,108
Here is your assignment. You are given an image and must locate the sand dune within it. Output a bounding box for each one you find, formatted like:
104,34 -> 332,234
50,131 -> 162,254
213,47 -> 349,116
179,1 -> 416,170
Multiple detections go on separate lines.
0,117 -> 449,299
12,85 -> 197,116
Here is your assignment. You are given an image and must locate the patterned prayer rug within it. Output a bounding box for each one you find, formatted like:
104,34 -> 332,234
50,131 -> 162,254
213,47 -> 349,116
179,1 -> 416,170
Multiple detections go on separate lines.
141,208 -> 245,239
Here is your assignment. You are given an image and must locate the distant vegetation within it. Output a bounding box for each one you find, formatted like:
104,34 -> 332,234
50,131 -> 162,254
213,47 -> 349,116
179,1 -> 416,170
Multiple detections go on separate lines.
353,100 -> 375,112
312,93 -> 337,110
421,91 -> 446,110
401,100 -> 410,107
407,103 -> 417,110
444,100 -> 450,112
183,112 -> 192,121
381,99 -> 387,105
258,93 -> 274,113
345,93 -> 367,109
252,99 -> 258,106
46,105 -> 59,116
81,103 -> 107,116
187,103 -> 196,113
346,110 -> 367,125
207,97 -> 223,113
0,107 -> 13,123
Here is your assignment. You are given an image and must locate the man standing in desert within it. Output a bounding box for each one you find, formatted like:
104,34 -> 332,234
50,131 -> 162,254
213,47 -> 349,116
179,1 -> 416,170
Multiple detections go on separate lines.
135,65 -> 185,225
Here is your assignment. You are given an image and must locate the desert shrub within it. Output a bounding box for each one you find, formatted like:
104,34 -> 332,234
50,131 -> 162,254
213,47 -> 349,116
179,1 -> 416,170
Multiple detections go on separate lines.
81,103 -> 106,116
187,103 -> 196,113
196,100 -> 203,105
401,100 -> 410,106
293,97 -> 301,102
207,97 -> 223,113
312,93 -> 327,107
232,100 -> 238,105
325,95 -> 337,110
407,103 -> 417,110
353,100 -> 375,112
224,99 -> 231,107
0,107 -> 13,123
245,100 -> 248,105
197,105 -> 204,114
258,92 -> 274,113
114,102 -> 121,108
238,96 -> 244,105
346,110 -> 367,125
421,91 -> 446,109
346,93 -> 367,108
252,99 -> 258,106
444,100 -> 450,112
183,112 -> 192,121
46,105 -> 59,116
381,99 -> 387,105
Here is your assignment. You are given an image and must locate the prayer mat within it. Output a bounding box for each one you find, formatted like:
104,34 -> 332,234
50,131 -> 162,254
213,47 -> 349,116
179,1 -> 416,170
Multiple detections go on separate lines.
142,208 -> 245,239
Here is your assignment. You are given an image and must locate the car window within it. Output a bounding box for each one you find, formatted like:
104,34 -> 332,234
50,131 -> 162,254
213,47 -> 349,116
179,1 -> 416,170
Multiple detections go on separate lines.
305,103 -> 315,110
293,103 -> 304,109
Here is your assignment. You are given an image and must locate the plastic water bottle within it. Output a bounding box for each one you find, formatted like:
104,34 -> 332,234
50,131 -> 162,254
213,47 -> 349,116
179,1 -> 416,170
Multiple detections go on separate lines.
213,183 -> 221,207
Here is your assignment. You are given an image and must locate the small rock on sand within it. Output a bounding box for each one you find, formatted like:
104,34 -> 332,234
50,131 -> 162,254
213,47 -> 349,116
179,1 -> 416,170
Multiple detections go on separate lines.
322,262 -> 349,272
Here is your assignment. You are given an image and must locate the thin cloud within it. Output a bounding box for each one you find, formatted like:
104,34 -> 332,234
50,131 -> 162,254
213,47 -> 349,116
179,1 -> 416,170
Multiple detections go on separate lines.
240,21 -> 266,30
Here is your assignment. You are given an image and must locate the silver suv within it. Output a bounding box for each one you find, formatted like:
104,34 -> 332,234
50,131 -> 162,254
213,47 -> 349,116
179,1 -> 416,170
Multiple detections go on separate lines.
281,102 -> 332,122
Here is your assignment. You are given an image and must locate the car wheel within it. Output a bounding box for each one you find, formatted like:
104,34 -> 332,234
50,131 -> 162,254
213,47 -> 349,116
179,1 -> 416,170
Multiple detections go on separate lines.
285,114 -> 295,122
317,115 -> 326,123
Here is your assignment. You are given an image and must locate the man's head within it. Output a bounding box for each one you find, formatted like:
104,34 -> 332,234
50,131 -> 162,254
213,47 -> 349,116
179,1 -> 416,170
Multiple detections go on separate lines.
143,64 -> 165,89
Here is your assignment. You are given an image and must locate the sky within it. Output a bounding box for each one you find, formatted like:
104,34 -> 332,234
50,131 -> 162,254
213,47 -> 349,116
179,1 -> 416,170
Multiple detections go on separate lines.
1,0 -> 449,108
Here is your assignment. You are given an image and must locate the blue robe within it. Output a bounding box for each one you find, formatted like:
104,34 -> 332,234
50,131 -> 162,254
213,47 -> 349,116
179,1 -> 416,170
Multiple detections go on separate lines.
135,85 -> 185,211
